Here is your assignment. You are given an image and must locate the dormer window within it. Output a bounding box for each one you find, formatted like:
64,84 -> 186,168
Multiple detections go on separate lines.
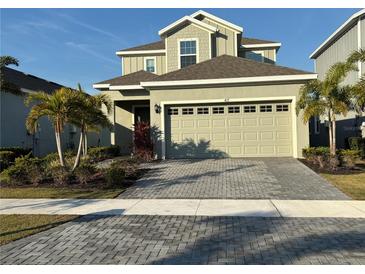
144,57 -> 156,73
245,50 -> 264,62
179,39 -> 197,68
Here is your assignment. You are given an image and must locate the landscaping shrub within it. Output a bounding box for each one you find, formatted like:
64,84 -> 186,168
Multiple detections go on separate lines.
103,164 -> 126,187
0,147 -> 32,158
348,137 -> 365,159
302,147 -> 330,168
338,149 -> 360,168
0,151 -> 16,171
1,154 -> 44,185
133,122 -> 154,161
74,162 -> 96,184
50,166 -> 72,185
88,145 -> 120,161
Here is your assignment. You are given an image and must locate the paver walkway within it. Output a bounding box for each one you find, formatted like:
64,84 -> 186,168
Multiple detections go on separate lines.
119,158 -> 349,200
1,215 -> 364,264
1,199 -> 364,218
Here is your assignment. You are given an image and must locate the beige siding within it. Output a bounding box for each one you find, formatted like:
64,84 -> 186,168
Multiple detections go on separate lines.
315,22 -> 358,84
361,17 -> 365,74
122,54 -> 166,75
149,83 -> 309,158
165,23 -> 211,72
202,17 -> 237,57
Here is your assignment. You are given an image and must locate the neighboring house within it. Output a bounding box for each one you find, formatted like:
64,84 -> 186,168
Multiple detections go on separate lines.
0,67 -> 78,156
309,9 -> 365,148
94,10 -> 317,159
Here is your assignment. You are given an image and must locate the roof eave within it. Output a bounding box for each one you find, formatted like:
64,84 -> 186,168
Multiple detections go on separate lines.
190,10 -> 243,33
240,43 -> 282,49
141,74 -> 317,88
116,49 -> 166,56
310,9 -> 365,59
158,16 -> 217,37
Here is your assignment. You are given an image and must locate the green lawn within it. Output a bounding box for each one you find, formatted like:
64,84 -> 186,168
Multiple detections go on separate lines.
0,187 -> 125,199
321,172 -> 365,200
0,214 -> 78,245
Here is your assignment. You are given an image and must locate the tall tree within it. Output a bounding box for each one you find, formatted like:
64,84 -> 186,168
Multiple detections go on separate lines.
25,87 -> 76,166
70,84 -> 112,170
0,56 -> 21,95
347,49 -> 365,114
296,61 -> 356,155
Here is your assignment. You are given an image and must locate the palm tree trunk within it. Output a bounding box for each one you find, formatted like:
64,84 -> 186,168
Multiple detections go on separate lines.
332,117 -> 337,155
72,128 -> 84,171
83,132 -> 88,156
55,129 -> 65,167
328,111 -> 333,154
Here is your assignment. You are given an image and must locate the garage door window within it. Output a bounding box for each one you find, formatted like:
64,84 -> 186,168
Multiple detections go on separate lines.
212,107 -> 224,114
260,105 -> 272,112
228,106 -> 240,113
197,107 -> 209,114
168,108 -> 178,115
244,105 -> 256,113
182,108 -> 194,115
276,104 -> 289,112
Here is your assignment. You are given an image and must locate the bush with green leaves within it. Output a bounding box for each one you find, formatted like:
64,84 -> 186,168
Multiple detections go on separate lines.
88,145 -> 120,161
338,149 -> 360,168
348,137 -> 365,159
0,147 -> 32,158
49,166 -> 72,185
103,164 -> 126,187
74,162 -> 96,184
0,151 -> 16,171
1,154 -> 44,185
302,147 -> 330,168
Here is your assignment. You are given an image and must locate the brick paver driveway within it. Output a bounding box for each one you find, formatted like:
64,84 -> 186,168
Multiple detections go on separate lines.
119,158 -> 348,200
1,215 -> 364,265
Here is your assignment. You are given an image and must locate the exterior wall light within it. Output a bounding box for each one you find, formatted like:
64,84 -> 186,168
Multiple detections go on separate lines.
154,104 -> 161,114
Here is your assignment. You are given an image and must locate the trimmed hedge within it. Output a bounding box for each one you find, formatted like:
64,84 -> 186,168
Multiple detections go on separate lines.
0,151 -> 16,171
348,137 -> 365,159
88,145 -> 120,161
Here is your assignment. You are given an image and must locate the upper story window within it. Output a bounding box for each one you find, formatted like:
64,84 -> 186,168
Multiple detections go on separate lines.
245,51 -> 264,62
144,57 -> 156,73
180,40 -> 197,69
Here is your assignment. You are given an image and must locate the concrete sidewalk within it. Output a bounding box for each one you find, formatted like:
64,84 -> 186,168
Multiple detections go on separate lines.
1,198 -> 365,218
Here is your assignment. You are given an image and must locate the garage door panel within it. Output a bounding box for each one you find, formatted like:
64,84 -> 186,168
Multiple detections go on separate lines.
166,101 -> 293,158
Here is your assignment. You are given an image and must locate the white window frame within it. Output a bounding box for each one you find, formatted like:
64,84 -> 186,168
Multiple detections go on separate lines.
245,50 -> 264,62
178,38 -> 199,69
144,56 -> 157,74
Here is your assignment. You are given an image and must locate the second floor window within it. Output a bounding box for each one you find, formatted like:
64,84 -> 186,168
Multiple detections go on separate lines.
180,40 -> 197,68
144,57 -> 156,73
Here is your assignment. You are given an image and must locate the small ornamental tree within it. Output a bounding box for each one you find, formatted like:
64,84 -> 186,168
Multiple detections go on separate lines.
133,122 -> 154,161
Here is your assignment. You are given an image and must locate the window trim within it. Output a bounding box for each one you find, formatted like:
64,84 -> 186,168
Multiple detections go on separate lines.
228,106 -> 240,114
182,107 -> 194,115
144,56 -> 157,74
212,106 -> 225,114
276,104 -> 289,112
197,107 -> 209,115
178,38 -> 199,69
260,105 -> 273,113
243,105 -> 256,113
245,50 -> 264,62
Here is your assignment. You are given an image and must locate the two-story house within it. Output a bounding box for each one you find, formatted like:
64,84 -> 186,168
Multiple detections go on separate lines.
94,10 -> 317,159
309,9 -> 365,149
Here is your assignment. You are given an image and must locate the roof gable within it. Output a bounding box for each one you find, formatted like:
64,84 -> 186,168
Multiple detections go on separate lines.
158,16 -> 217,37
191,10 -> 243,33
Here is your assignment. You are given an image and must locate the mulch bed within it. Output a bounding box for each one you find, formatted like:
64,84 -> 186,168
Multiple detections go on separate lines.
299,159 -> 365,175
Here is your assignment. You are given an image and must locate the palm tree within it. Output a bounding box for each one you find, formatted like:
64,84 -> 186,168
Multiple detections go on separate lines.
347,49 -> 365,114
25,87 -> 76,166
0,56 -> 21,95
71,84 -> 112,170
296,61 -> 356,155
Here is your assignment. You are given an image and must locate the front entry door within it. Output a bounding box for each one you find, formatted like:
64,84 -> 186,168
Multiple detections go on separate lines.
134,106 -> 150,124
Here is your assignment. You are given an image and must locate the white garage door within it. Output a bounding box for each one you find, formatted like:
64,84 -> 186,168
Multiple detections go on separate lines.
165,101 -> 293,158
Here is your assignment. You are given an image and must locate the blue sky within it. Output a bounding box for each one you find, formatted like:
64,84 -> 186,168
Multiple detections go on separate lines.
0,8 -> 360,94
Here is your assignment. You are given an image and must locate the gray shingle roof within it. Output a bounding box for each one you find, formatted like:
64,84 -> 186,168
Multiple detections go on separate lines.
150,55 -> 314,82
119,40 -> 165,52
1,67 -> 64,94
241,37 -> 279,45
95,70 -> 158,86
